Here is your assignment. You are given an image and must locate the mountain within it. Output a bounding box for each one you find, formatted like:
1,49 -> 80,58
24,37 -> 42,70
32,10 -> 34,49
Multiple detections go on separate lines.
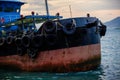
105,17 -> 120,27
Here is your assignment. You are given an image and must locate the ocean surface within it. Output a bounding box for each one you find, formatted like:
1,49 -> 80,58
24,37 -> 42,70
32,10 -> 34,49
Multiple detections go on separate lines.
0,26 -> 120,80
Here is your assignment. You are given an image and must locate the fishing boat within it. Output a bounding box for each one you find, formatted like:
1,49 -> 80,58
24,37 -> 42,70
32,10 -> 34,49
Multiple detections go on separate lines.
0,0 -> 106,72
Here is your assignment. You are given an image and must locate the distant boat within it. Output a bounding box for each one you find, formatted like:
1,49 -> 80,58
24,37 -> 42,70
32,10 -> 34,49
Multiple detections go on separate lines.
0,0 -> 106,72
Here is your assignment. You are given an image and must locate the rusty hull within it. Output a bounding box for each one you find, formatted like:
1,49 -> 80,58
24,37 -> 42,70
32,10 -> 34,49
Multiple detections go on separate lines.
0,43 -> 101,72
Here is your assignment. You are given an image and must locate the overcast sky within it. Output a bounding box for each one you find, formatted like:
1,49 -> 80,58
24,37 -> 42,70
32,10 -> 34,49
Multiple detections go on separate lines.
21,0 -> 120,22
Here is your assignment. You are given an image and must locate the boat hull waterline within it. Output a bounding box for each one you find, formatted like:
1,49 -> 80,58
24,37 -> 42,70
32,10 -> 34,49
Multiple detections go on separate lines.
0,43 -> 100,72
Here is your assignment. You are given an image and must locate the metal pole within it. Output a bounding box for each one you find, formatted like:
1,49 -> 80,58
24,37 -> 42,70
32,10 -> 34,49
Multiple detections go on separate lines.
69,5 -> 72,18
45,0 -> 49,16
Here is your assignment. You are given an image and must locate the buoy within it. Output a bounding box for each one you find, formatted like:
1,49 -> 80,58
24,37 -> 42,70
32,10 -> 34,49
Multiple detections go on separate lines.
0,37 -> 5,46
22,35 -> 30,48
6,36 -> 14,44
43,20 -> 56,33
31,34 -> 43,48
63,22 -> 76,35
15,37 -> 22,47
100,25 -> 107,36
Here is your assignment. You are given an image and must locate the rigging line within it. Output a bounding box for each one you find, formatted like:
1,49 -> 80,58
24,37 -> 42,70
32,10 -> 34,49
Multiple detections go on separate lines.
67,0 -> 73,18
69,5 -> 72,18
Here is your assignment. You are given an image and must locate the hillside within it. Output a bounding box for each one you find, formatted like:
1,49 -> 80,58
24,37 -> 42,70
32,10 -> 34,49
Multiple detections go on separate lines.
105,17 -> 120,27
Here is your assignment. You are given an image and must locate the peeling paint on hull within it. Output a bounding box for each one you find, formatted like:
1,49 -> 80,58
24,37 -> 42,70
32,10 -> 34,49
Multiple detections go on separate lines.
0,43 -> 101,72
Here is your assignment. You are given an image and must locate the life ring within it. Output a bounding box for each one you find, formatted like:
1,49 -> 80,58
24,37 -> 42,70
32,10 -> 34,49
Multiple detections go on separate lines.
6,36 -> 14,44
27,48 -> 38,58
45,34 -> 57,46
15,37 -> 22,47
22,35 -> 31,48
0,37 -> 5,46
32,35 -> 43,48
63,22 -> 76,35
43,20 -> 56,33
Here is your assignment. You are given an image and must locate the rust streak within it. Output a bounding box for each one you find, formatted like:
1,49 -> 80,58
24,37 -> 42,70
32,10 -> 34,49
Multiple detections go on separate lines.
0,44 -> 101,72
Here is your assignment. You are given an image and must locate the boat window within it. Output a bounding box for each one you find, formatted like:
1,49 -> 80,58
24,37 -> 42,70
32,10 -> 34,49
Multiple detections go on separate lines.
0,7 -> 2,12
4,7 -> 14,12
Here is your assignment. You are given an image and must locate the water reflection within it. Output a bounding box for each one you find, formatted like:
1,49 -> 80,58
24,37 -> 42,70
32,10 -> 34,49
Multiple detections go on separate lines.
0,69 -> 102,80
100,27 -> 120,80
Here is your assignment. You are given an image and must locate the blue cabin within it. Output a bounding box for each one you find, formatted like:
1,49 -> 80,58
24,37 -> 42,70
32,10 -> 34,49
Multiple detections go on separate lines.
0,0 -> 24,36
0,0 -> 24,24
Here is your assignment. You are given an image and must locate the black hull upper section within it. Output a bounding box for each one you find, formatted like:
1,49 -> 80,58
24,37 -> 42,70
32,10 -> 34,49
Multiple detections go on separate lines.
41,27 -> 100,50
0,27 -> 100,56
0,17 -> 106,57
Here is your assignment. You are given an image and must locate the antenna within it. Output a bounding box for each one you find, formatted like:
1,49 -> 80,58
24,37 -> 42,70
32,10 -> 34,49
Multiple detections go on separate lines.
69,5 -> 72,18
68,0 -> 72,18
45,0 -> 49,16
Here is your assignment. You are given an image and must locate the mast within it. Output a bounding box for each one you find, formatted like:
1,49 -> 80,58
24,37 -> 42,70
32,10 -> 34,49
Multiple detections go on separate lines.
45,0 -> 49,16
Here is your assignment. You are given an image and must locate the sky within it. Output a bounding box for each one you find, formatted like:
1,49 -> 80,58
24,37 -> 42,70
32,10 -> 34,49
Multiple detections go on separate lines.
21,0 -> 120,22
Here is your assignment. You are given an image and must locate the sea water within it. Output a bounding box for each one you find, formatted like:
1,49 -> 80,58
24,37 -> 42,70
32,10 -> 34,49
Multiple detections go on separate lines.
0,26 -> 120,80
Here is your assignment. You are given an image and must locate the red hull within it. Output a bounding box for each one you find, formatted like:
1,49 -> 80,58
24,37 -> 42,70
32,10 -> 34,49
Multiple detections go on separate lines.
0,44 -> 101,72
